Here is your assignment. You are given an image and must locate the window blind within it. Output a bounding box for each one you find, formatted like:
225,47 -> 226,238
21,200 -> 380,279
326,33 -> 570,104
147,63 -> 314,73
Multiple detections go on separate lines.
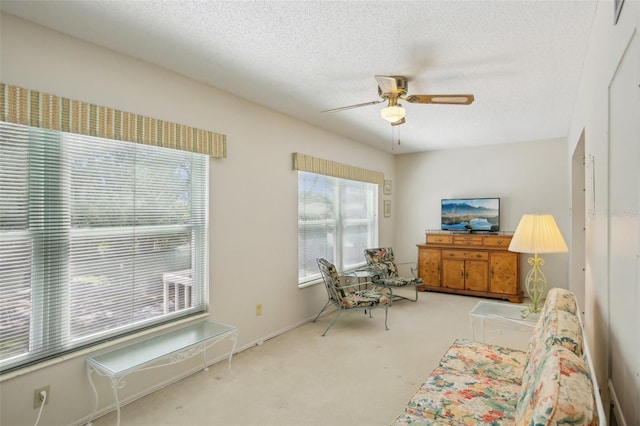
298,171 -> 378,284
0,121 -> 208,372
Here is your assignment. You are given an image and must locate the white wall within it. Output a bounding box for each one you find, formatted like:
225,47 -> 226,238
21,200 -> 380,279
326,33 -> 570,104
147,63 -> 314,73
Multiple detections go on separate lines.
567,1 -> 640,424
0,14 -> 395,426
394,139 -> 571,292
6,4 -> 635,424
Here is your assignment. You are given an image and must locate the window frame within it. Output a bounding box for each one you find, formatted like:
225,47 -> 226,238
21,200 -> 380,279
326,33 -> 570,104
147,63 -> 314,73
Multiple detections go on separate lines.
297,171 -> 378,285
0,122 -> 209,373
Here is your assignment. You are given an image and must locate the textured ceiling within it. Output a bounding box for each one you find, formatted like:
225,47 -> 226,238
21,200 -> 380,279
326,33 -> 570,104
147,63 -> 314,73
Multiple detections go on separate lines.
0,1 -> 596,154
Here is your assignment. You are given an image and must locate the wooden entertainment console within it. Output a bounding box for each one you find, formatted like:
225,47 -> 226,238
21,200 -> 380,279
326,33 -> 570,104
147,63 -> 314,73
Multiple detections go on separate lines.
417,232 -> 523,303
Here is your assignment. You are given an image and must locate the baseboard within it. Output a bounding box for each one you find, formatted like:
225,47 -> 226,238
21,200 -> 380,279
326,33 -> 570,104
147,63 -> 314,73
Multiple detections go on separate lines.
74,314 -> 321,426
234,315 -> 320,351
608,380 -> 628,426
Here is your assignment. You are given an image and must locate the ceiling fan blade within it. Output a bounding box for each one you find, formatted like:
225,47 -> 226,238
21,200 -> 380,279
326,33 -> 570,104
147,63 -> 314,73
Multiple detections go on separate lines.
321,99 -> 384,113
405,94 -> 475,105
390,117 -> 405,126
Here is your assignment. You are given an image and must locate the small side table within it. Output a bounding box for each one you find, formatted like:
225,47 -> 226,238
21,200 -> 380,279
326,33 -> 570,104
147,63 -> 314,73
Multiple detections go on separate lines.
469,300 -> 539,343
343,268 -> 418,303
343,268 -> 383,293
343,268 -> 382,284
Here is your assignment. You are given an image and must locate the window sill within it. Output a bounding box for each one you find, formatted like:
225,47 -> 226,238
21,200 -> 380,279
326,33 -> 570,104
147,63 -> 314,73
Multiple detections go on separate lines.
0,312 -> 210,382
298,278 -> 323,289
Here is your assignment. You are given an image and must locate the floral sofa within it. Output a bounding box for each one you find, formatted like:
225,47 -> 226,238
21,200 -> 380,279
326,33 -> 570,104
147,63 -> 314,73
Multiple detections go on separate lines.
392,288 -> 601,425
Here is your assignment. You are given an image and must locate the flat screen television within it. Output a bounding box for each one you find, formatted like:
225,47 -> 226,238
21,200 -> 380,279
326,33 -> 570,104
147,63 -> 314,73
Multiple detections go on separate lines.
441,198 -> 500,232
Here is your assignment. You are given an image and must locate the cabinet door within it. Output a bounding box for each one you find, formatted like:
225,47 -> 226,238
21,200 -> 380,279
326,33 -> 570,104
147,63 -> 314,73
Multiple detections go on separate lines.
465,260 -> 489,292
419,248 -> 441,287
490,252 -> 519,295
442,259 -> 465,289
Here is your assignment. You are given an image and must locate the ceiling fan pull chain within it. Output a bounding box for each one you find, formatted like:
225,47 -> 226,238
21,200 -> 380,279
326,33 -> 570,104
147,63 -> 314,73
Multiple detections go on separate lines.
391,126 -> 400,151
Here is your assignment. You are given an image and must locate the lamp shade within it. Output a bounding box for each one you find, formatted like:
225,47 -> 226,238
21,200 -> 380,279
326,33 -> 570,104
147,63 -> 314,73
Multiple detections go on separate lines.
380,105 -> 406,123
508,214 -> 568,254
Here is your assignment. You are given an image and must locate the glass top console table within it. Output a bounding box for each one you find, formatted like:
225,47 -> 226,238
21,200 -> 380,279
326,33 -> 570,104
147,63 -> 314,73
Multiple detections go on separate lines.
87,320 -> 237,426
469,301 -> 539,343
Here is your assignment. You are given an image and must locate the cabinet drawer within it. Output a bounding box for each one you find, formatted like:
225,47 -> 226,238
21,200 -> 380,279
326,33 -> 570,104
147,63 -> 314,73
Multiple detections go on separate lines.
452,236 -> 484,246
426,234 -> 453,244
483,236 -> 513,247
442,250 -> 488,261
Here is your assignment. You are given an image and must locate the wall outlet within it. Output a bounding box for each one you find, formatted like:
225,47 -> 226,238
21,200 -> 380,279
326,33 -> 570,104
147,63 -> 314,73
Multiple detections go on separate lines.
33,385 -> 50,409
256,304 -> 262,316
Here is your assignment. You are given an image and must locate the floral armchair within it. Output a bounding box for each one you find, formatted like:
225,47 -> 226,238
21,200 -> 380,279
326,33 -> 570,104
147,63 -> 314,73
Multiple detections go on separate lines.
363,248 -> 423,302
313,258 -> 390,336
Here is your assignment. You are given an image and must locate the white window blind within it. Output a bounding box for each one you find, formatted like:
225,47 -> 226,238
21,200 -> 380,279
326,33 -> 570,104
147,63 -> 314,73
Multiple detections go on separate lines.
298,171 -> 378,284
0,122 -> 208,372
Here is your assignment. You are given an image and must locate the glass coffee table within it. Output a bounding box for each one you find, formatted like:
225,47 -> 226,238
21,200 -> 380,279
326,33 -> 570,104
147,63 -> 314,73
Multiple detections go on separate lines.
469,300 -> 540,343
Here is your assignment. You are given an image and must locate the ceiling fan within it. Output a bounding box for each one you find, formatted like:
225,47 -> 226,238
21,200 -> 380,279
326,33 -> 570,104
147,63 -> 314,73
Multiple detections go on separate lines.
322,75 -> 474,126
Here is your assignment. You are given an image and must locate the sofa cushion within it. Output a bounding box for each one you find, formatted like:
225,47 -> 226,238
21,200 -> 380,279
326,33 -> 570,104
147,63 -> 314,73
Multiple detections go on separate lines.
526,308 -> 583,363
525,308 -> 583,367
405,367 -> 520,425
542,287 -> 578,315
539,309 -> 583,355
526,288 -> 579,354
515,346 -> 597,425
438,339 -> 526,385
521,309 -> 584,400
391,413 -> 457,425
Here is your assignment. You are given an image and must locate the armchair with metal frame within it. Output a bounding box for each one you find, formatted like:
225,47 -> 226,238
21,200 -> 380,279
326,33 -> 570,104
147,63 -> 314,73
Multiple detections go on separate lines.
312,258 -> 391,336
363,248 -> 422,303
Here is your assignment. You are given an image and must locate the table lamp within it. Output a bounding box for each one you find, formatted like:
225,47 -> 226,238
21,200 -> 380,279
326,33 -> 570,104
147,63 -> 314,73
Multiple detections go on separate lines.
508,214 -> 568,315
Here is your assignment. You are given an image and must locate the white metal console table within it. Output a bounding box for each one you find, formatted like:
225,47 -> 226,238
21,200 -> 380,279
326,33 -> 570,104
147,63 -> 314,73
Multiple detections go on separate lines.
87,321 -> 237,426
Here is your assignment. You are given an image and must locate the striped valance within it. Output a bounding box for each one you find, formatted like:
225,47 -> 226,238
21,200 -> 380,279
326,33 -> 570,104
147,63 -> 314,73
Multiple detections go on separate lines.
292,152 -> 384,185
0,83 -> 226,158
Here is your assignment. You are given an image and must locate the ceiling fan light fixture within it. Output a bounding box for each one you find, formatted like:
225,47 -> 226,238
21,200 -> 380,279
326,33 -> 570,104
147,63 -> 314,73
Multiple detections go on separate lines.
380,105 -> 406,123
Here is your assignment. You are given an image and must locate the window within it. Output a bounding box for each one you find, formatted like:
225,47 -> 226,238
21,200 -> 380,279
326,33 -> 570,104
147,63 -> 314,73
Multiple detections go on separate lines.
0,122 -> 208,372
298,171 -> 378,284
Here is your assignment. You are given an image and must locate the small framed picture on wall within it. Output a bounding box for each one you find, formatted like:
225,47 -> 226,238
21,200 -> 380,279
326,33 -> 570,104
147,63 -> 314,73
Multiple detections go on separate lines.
384,200 -> 391,218
383,180 -> 392,195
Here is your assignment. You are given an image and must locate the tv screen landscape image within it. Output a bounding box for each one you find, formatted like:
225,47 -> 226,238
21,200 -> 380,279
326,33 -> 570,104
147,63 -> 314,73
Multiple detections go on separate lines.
441,198 -> 500,232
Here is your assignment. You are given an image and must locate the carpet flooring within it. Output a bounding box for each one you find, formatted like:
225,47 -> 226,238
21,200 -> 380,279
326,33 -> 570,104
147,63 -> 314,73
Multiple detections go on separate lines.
90,290 -> 531,426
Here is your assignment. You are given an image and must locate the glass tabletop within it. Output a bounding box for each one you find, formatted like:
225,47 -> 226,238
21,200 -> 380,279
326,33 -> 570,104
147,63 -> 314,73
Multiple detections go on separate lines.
343,268 -> 382,278
470,301 -> 540,323
88,321 -> 236,376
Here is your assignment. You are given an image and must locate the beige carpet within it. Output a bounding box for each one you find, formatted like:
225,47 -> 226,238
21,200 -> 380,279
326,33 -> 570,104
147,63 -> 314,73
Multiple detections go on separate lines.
91,291 -> 531,426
